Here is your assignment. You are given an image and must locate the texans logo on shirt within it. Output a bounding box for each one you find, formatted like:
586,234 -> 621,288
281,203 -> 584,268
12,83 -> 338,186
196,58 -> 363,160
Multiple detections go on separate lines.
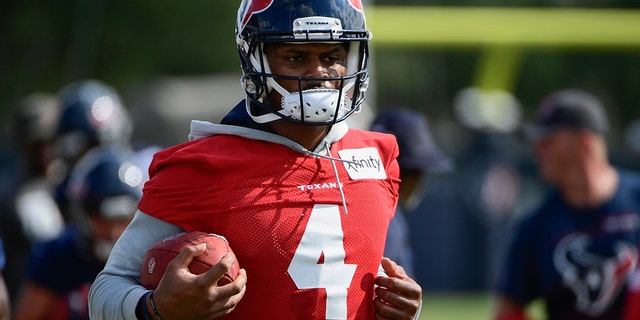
553,233 -> 639,316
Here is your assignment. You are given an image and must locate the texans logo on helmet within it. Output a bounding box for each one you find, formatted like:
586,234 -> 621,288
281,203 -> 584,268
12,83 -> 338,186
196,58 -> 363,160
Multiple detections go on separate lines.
349,0 -> 364,11
240,0 -> 274,29
240,0 -> 364,29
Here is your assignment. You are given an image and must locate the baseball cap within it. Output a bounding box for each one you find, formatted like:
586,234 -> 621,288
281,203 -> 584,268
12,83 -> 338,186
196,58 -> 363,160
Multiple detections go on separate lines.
523,88 -> 609,141
371,108 -> 453,172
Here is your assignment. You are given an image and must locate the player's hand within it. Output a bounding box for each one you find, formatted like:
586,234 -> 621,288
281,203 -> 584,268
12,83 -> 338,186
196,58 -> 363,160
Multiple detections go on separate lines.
151,243 -> 247,320
374,257 -> 422,320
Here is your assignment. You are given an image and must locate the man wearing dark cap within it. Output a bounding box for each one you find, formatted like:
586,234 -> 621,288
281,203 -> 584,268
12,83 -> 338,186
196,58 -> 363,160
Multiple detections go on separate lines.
494,89 -> 640,320
371,108 -> 453,277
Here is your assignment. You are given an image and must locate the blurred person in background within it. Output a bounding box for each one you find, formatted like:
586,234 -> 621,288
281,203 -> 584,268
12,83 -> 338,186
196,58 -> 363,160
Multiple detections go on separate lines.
14,146 -> 147,320
0,238 -> 10,320
52,79 -> 133,219
371,108 -> 453,277
494,88 -> 640,320
0,93 -> 64,307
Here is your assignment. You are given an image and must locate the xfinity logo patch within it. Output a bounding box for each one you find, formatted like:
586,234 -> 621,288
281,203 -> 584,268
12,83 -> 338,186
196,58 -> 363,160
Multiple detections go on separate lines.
338,147 -> 386,180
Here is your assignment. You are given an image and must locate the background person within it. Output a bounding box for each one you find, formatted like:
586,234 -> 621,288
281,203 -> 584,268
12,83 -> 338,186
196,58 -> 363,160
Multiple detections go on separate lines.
14,147 -> 145,320
52,79 -> 133,219
494,88 -> 640,320
371,108 -> 453,277
88,1 -> 422,319
0,93 -> 64,307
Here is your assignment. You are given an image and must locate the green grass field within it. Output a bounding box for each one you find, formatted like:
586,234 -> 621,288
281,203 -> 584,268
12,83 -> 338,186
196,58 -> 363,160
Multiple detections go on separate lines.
418,293 -> 545,320
418,293 -> 492,320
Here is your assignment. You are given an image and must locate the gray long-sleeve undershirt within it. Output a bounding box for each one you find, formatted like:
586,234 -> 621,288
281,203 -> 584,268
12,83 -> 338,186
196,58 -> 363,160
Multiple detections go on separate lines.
88,211 -> 182,320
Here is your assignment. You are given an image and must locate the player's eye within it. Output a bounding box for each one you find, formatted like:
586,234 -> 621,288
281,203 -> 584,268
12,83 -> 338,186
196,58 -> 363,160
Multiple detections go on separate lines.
323,56 -> 340,63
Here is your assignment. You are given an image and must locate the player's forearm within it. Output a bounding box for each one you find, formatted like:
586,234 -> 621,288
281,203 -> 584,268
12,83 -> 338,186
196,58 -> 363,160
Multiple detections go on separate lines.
88,211 -> 183,319
89,272 -> 147,320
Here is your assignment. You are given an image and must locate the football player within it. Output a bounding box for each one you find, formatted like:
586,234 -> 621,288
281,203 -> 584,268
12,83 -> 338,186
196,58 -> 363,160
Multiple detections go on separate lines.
53,79 -> 134,218
14,147 -> 145,320
0,93 -> 63,308
89,1 -> 422,319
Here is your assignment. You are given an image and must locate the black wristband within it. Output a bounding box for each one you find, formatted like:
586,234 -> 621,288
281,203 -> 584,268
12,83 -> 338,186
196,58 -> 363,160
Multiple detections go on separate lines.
135,292 -> 152,320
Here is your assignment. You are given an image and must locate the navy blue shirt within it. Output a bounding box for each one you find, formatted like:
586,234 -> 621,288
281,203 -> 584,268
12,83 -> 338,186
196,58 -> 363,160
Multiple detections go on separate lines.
496,169 -> 640,320
26,225 -> 104,320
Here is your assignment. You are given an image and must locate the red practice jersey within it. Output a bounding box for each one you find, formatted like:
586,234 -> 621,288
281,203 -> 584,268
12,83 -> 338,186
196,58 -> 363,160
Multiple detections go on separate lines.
138,128 -> 400,319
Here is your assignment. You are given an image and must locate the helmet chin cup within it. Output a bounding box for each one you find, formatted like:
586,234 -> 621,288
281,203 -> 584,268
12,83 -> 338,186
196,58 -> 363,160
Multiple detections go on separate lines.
281,89 -> 349,123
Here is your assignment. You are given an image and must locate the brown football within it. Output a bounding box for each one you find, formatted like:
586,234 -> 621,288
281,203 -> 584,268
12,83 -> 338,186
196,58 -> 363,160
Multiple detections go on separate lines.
140,231 -> 239,290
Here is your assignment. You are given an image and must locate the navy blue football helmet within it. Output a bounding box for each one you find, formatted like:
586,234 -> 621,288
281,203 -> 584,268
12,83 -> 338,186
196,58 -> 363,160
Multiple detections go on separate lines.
56,79 -> 132,164
66,146 -> 143,226
66,146 -> 144,261
236,0 -> 371,125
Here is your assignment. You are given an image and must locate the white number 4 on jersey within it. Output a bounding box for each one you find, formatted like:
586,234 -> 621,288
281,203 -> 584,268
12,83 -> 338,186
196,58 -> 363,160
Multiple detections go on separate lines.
288,204 -> 357,319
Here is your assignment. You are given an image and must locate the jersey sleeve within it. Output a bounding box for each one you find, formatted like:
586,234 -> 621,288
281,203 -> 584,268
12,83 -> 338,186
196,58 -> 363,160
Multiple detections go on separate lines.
138,151 -> 219,230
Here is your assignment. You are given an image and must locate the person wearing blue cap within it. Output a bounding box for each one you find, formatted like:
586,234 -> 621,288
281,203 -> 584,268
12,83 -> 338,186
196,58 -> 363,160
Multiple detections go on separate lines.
371,108 -> 453,277
494,89 -> 640,320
